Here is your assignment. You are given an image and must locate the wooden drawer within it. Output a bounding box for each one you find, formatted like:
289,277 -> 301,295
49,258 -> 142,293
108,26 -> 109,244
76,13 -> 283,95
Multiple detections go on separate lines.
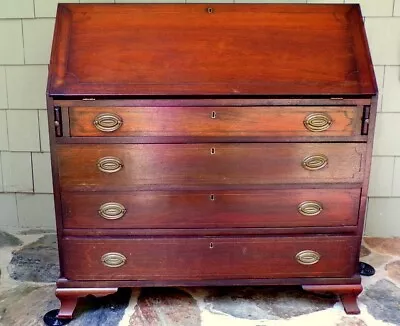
62,235 -> 358,280
69,106 -> 362,137
57,143 -> 365,190
62,189 -> 360,229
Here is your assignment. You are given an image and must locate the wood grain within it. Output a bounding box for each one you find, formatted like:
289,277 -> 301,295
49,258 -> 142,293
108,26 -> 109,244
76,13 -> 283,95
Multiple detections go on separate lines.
62,235 -> 359,280
69,106 -> 362,137
47,3 -> 377,317
62,189 -> 361,229
48,4 -> 376,96
57,143 -> 366,190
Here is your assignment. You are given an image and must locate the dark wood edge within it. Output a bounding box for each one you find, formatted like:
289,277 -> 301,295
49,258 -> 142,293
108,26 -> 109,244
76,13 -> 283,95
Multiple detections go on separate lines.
56,275 -> 361,288
59,183 -> 364,192
348,5 -> 378,95
50,86 -> 378,98
62,226 -> 359,237
53,98 -> 371,107
66,3 -> 353,14
55,136 -> 369,144
360,96 -> 377,200
354,95 -> 378,271
62,234 -> 358,241
47,96 -> 65,276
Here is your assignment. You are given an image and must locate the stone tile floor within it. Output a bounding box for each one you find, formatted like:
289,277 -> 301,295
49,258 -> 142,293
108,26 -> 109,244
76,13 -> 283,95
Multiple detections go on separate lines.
0,230 -> 399,326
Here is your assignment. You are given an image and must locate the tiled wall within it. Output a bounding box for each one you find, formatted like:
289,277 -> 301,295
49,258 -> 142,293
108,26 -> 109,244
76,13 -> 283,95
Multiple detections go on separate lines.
0,0 -> 399,235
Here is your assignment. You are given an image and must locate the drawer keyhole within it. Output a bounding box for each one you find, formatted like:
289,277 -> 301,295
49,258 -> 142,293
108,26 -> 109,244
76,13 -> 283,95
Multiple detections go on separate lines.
209,194 -> 215,201
211,111 -> 217,119
210,147 -> 216,155
209,242 -> 214,249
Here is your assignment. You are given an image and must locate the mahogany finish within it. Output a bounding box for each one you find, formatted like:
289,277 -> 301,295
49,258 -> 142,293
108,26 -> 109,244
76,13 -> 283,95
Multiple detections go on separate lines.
62,236 -> 359,281
56,288 -> 118,319
57,143 -> 366,190
62,189 -> 361,229
47,3 -> 377,319
303,284 -> 363,314
49,4 -> 375,96
69,106 -> 362,137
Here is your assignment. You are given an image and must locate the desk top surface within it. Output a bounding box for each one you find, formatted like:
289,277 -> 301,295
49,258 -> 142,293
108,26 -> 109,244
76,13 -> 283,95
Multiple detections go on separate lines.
48,4 -> 377,98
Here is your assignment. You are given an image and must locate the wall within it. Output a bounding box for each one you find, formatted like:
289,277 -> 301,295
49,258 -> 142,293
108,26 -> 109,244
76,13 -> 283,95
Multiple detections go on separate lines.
0,0 -> 399,235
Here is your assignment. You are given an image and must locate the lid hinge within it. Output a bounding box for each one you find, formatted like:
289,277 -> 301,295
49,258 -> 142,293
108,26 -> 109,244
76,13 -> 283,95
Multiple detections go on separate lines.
361,105 -> 370,135
54,106 -> 63,137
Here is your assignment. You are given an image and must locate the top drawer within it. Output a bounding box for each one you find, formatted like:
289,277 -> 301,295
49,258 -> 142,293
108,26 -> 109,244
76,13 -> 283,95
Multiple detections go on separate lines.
68,106 -> 362,138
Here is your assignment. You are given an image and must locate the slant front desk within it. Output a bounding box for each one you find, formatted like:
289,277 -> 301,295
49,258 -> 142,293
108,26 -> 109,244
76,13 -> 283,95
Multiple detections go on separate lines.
47,3 -> 377,318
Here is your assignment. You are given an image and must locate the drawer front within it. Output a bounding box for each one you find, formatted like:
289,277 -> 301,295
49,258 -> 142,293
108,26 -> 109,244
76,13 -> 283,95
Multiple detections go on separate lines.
62,236 -> 358,280
57,143 -> 365,190
69,106 -> 361,137
62,189 -> 360,229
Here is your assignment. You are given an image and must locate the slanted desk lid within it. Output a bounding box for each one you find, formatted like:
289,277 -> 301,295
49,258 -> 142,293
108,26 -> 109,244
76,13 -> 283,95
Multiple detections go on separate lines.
48,4 -> 377,97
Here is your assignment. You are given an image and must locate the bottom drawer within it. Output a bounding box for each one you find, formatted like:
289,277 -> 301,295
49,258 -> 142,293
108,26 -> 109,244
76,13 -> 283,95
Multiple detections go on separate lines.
62,236 -> 359,281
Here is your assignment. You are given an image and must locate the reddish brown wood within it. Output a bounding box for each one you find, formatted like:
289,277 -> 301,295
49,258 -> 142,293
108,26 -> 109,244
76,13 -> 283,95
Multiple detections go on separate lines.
61,235 -> 359,281
302,284 -> 363,314
53,98 -> 372,108
62,189 -> 360,229
69,106 -> 362,137
56,276 -> 361,288
55,287 -> 118,319
49,4 -> 376,97
355,96 -> 379,270
55,134 -> 370,145
57,143 -> 366,190
47,3 -> 377,319
62,226 -> 359,237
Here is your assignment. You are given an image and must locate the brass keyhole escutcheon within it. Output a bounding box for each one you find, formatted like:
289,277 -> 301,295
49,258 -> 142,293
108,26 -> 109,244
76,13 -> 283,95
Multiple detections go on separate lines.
207,7 -> 214,14
211,111 -> 217,119
209,194 -> 215,201
210,147 -> 216,155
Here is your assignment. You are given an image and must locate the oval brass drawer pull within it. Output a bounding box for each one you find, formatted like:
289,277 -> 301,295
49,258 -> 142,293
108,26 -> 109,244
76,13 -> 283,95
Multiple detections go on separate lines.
93,113 -> 123,132
298,201 -> 323,216
296,250 -> 321,265
99,202 -> 127,220
302,154 -> 328,171
101,252 -> 127,268
97,156 -> 123,173
303,113 -> 332,132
